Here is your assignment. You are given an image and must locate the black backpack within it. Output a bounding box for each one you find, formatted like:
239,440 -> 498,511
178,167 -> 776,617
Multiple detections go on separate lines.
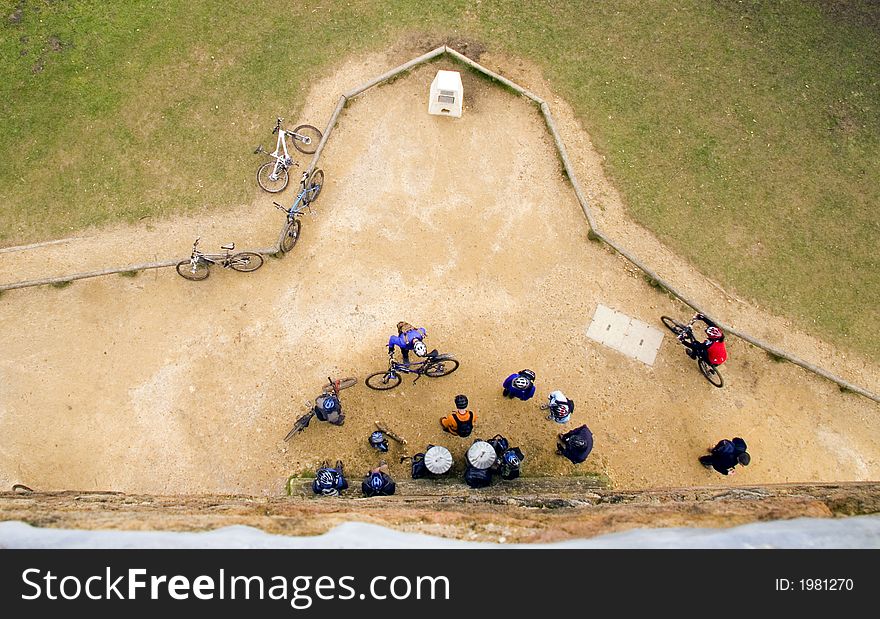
456,412 -> 474,437
411,453 -> 429,479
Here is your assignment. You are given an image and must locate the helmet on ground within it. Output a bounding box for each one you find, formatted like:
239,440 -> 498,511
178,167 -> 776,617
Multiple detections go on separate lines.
368,472 -> 385,490
467,441 -> 497,470
519,369 -> 536,382
322,395 -> 339,411
424,445 -> 453,474
454,394 -> 469,410
412,339 -> 428,357
737,452 -> 751,466
706,326 -> 723,340
369,431 -> 388,451
502,450 -> 521,468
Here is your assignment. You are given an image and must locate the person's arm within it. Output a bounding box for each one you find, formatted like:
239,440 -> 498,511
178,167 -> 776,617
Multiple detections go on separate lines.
568,399 -> 575,413
525,383 -> 536,399
503,374 -> 515,389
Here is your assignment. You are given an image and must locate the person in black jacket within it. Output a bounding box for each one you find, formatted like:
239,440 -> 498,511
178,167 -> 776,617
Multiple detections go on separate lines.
699,437 -> 750,476
361,463 -> 396,496
556,425 -> 593,464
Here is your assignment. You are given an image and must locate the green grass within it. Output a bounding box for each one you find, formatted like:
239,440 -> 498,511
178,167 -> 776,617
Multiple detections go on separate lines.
2,0 -> 878,358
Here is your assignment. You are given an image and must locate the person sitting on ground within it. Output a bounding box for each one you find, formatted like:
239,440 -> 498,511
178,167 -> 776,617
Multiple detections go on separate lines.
556,425 -> 594,464
498,447 -> 525,481
683,313 -> 727,367
543,390 -> 575,424
699,437 -> 750,476
313,390 -> 345,426
463,440 -> 496,489
312,460 -> 348,496
368,431 -> 389,453
387,321 -> 428,365
361,462 -> 396,497
440,394 -> 476,438
485,434 -> 524,480
502,369 -> 537,401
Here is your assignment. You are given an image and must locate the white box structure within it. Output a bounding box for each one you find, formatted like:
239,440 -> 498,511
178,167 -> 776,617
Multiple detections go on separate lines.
586,304 -> 665,366
428,70 -> 463,118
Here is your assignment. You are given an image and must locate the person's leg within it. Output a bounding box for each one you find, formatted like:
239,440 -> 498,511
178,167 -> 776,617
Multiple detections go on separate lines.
440,416 -> 453,433
699,455 -> 713,467
401,348 -> 410,364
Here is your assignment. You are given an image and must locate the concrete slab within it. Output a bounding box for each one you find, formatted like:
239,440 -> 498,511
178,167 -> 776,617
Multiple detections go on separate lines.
586,304 -> 665,366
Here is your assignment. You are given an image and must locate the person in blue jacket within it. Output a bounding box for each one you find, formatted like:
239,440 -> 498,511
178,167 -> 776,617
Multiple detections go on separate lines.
312,461 -> 348,496
387,321 -> 428,365
502,369 -> 536,401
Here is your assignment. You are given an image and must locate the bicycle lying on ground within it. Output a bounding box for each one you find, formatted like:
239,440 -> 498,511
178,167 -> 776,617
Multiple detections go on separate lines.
284,376 -> 357,440
175,237 -> 264,281
365,351 -> 460,391
255,118 -> 322,193
272,168 -> 325,253
661,314 -> 724,388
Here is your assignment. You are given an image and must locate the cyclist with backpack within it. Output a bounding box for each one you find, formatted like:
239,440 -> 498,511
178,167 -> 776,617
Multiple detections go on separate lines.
312,461 -> 348,496
557,425 -> 594,464
440,394 -> 476,437
543,390 -> 575,424
388,321 -> 428,365
313,390 -> 345,426
682,313 -> 727,367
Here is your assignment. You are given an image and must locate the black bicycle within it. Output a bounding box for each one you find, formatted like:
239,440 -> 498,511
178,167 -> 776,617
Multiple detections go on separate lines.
365,351 -> 459,391
661,314 -> 724,388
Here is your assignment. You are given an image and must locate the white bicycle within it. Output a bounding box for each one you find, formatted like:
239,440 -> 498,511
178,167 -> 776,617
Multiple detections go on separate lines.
254,117 -> 322,193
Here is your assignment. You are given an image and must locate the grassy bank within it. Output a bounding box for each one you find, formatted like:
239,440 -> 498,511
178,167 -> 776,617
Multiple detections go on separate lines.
1,0 -> 877,357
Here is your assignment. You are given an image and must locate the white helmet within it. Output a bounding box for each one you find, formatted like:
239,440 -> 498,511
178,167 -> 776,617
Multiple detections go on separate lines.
412,339 -> 428,357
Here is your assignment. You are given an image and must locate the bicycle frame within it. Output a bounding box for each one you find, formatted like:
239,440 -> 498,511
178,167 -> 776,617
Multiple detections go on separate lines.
187,239 -> 235,267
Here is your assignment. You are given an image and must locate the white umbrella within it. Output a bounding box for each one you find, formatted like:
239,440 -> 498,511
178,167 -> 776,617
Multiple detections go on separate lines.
467,441 -> 497,470
424,446 -> 453,474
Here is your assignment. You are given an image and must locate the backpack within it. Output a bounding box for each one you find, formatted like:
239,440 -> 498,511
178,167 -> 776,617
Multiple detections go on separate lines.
411,453 -> 428,479
707,341 -> 727,366
455,412 -> 474,437
488,434 -> 509,456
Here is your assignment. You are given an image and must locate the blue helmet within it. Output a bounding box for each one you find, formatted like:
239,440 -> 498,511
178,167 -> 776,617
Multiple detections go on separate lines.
503,450 -> 521,468
369,431 -> 389,452
322,395 -> 339,411
368,472 -> 384,491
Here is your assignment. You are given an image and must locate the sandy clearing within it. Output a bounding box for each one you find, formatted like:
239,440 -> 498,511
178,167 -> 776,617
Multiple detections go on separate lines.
1,44 -> 878,496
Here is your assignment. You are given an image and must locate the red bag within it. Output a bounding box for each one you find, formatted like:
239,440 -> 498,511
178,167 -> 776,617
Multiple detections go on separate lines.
707,341 -> 727,366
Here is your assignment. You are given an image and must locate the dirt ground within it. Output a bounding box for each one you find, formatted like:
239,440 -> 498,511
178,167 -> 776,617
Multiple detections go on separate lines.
1,44 -> 878,496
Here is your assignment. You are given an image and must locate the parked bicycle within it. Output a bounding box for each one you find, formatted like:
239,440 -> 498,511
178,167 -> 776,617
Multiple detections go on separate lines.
255,118 -> 322,193
175,237 -> 264,281
272,168 -> 325,253
661,314 -> 724,387
365,350 -> 459,391
284,376 -> 358,440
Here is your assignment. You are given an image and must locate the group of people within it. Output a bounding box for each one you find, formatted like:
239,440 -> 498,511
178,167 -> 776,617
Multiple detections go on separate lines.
307,319 -> 747,497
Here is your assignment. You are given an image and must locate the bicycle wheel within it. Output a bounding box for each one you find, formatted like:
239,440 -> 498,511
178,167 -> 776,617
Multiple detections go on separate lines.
304,169 -> 324,204
176,260 -> 209,281
365,371 -> 402,391
698,359 -> 724,388
291,124 -> 322,154
257,161 -> 289,193
424,357 -> 460,378
322,377 -> 358,393
284,411 -> 315,441
229,252 -> 264,272
661,316 -> 686,336
280,219 -> 301,253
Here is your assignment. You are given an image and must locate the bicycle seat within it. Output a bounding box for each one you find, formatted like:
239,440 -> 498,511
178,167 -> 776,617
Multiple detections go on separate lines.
427,349 -> 439,358
221,243 -> 235,251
